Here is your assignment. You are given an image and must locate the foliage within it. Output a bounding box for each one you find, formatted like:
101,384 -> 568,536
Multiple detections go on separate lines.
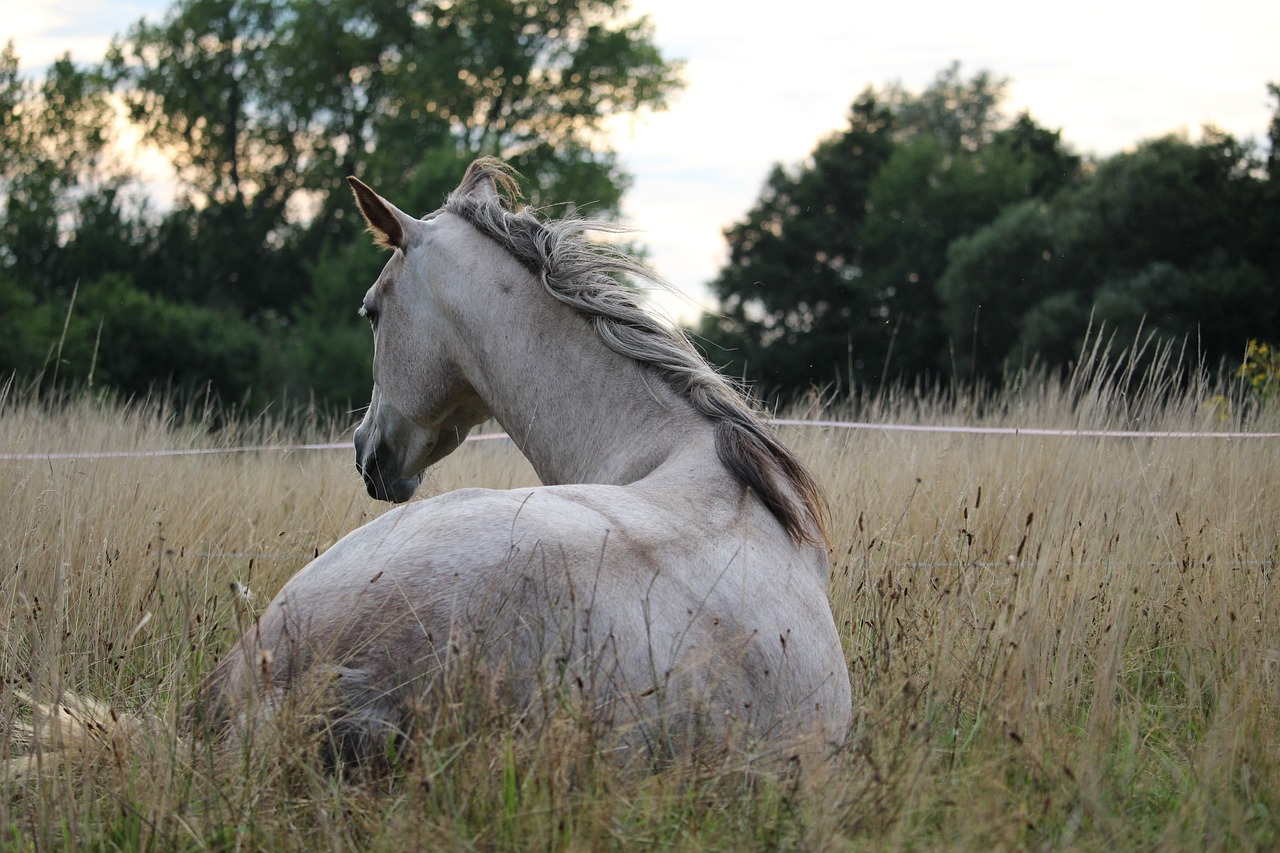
103,0 -> 678,267
702,63 -> 1278,401
699,64 -> 1083,396
940,129 -> 1277,380
0,42 -> 118,302
0,273 -> 264,402
283,236 -> 384,405
1238,338 -> 1280,404
0,274 -> 59,378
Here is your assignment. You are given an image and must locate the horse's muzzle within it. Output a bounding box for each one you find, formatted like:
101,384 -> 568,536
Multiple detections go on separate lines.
355,448 -> 422,503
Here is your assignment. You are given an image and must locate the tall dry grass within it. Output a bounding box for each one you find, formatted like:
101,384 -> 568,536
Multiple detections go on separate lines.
1,348 -> 1277,850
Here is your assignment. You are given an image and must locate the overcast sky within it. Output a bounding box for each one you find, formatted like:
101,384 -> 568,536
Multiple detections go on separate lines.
7,0 -> 1279,320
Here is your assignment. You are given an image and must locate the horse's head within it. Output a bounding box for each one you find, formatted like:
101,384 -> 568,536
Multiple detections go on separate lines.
346,175 -> 493,502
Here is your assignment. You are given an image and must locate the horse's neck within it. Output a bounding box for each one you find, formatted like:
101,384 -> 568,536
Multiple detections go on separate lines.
500,374 -> 707,487
454,275 -> 712,488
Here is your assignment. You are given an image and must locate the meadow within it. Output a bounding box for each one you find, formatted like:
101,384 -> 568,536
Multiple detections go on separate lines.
2,346 -> 1278,851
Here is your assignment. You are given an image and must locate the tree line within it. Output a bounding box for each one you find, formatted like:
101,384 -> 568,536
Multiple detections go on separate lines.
2,7 -> 1277,408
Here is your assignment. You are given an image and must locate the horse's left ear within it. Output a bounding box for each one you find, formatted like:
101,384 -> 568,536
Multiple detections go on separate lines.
348,176 -> 408,250
455,157 -> 522,206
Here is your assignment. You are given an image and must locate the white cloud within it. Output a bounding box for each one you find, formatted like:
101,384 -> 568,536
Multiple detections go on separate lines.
1,1 -> 168,66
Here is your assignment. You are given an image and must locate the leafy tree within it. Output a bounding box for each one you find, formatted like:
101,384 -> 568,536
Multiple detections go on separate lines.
939,125 -> 1277,378
67,273 -> 265,400
696,91 -> 895,395
91,0 -> 681,405
700,64 -> 1079,397
108,0 -> 287,206
0,42 -> 128,385
105,0 -> 680,292
106,0 -> 320,316
278,236 -> 386,406
1,43 -> 117,301
1261,83 -> 1280,278
0,275 -> 59,381
0,0 -> 680,402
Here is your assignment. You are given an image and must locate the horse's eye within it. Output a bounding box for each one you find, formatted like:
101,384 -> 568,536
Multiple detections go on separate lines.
360,305 -> 379,329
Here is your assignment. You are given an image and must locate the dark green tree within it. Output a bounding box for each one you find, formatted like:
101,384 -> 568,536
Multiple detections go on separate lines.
697,91 -> 896,394
1261,83 -> 1280,279
106,0 -> 323,316
939,122 -> 1277,378
0,42 -> 129,384
700,64 -> 1079,397
1,42 -> 117,301
3,0 -> 681,403
105,0 -> 680,293
43,273 -> 265,400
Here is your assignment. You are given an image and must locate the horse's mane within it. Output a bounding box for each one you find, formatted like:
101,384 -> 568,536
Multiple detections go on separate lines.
444,158 -> 830,547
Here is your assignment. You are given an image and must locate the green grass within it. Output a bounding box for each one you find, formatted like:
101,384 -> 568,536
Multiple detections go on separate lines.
2,350 -> 1278,850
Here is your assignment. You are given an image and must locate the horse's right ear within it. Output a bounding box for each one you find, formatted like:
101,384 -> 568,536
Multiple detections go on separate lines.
348,176 -> 405,250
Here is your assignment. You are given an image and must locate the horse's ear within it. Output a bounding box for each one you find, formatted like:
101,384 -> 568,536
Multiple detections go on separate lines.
348,176 -> 405,250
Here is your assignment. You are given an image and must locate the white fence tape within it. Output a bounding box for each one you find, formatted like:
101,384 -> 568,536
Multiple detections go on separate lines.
769,418 -> 1280,439
1,419 -> 1276,461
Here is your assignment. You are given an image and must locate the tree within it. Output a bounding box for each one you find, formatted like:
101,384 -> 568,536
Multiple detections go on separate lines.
0,42 -> 129,385
106,0 -> 681,244
96,0 -> 681,404
700,64 -> 1079,397
4,2 -> 681,403
938,123 -> 1278,378
55,273 -> 266,401
106,0 -> 330,316
697,90 -> 896,394
1261,83 -> 1280,278
1,43 -> 117,301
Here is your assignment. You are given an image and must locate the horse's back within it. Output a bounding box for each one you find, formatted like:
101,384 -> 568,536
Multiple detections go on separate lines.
203,483 -> 851,749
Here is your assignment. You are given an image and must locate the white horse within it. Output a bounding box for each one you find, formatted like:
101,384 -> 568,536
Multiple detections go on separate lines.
198,159 -> 853,759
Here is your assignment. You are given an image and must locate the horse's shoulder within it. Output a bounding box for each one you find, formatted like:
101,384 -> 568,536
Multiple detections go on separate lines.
351,485 -> 617,547
422,485 -> 614,525
419,483 -> 640,522
353,483 -> 822,580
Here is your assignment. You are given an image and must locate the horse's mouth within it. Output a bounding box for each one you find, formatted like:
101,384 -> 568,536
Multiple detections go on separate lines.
355,455 -> 423,503
364,474 -> 420,503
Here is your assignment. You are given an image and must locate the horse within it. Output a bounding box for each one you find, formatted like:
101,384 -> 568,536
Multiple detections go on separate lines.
196,158 -> 853,760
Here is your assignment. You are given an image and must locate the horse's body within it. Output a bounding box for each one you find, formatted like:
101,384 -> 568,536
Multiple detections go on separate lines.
199,160 -> 853,757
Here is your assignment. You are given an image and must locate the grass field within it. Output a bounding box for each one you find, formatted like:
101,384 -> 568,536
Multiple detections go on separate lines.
2,348 -> 1278,851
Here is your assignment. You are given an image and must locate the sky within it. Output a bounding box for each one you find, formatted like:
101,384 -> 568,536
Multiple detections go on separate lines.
6,0 -> 1279,321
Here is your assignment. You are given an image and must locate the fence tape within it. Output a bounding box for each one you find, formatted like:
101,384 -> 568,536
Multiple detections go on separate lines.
1,419 -> 1276,461
769,418 -> 1280,439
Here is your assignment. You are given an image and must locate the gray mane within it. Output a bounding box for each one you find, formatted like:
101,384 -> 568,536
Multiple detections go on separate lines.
444,158 -> 829,546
